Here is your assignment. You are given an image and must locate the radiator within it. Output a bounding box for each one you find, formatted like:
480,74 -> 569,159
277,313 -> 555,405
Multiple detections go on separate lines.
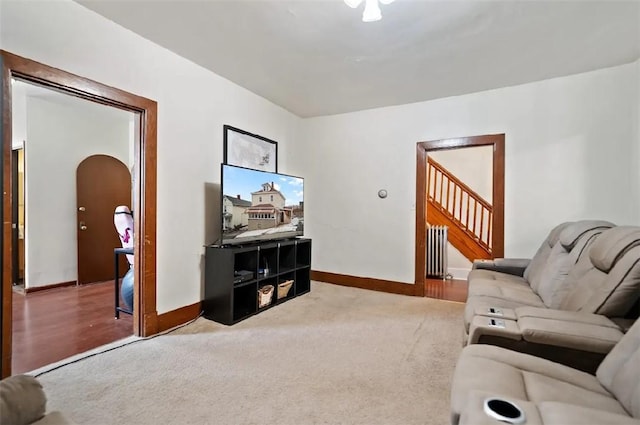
426,225 -> 448,278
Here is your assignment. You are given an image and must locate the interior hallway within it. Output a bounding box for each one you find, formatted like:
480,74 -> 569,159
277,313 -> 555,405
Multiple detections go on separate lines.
12,281 -> 133,374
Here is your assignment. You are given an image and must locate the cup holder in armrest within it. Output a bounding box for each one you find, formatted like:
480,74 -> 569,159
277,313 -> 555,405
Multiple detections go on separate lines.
483,398 -> 526,424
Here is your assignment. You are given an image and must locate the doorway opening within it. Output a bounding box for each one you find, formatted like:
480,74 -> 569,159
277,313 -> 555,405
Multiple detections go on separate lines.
11,147 -> 24,290
1,50 -> 158,377
415,134 -> 505,299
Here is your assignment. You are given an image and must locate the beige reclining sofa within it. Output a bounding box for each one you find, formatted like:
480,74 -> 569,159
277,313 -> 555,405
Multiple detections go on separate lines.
450,318 -> 640,425
465,220 -> 614,328
465,224 -> 640,372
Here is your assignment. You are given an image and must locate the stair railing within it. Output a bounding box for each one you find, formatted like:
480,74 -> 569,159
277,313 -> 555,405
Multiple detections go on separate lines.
426,157 -> 493,254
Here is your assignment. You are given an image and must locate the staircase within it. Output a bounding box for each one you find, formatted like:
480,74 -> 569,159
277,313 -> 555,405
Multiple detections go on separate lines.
426,157 -> 492,261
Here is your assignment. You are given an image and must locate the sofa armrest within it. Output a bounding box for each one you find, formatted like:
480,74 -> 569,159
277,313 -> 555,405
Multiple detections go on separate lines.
0,375 -> 46,425
468,316 -> 521,345
515,311 -> 624,354
514,307 -> 622,329
472,258 -> 531,277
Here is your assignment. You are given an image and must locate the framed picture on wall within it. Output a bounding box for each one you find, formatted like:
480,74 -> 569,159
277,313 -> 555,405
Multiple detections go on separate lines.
223,125 -> 278,172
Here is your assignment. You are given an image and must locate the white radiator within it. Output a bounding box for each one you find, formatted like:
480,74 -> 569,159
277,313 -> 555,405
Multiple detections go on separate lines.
426,225 -> 448,278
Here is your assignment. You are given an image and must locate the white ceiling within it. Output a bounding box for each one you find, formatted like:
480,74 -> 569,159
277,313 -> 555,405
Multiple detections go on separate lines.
77,0 -> 640,118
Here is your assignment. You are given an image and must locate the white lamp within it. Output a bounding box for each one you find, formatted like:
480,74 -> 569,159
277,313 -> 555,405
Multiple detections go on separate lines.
344,0 -> 363,8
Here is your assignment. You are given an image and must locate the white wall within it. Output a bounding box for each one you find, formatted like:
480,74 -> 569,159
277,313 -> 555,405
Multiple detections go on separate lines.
24,96 -> 131,288
0,0 -> 299,312
11,81 -> 26,149
429,146 -> 493,203
296,61 -> 640,285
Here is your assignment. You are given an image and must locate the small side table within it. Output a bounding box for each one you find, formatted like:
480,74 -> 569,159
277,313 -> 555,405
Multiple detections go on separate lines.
114,247 -> 134,318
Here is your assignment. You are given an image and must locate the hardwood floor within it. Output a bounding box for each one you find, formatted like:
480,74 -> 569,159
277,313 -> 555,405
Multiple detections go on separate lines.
424,278 -> 467,302
12,281 -> 133,374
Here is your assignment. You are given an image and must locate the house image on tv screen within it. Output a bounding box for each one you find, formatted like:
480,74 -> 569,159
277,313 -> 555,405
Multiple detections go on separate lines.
222,195 -> 251,230
222,177 -> 304,243
247,182 -> 292,230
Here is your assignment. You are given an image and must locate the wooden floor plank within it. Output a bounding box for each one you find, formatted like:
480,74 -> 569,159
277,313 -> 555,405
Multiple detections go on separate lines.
12,281 -> 132,374
425,278 -> 467,303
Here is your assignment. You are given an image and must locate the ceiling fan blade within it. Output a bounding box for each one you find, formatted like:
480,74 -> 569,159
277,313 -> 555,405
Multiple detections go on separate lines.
344,0 -> 364,9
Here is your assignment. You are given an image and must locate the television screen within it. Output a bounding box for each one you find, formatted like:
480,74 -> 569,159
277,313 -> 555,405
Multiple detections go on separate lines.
220,164 -> 304,245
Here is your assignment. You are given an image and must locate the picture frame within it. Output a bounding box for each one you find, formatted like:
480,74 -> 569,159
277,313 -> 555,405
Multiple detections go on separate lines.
223,125 -> 278,172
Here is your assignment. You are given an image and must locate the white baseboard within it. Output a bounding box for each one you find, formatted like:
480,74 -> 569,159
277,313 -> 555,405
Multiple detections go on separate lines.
447,267 -> 470,281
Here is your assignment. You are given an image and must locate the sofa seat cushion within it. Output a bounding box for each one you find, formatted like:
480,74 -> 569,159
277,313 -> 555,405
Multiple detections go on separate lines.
450,344 -> 628,423
468,279 -> 542,303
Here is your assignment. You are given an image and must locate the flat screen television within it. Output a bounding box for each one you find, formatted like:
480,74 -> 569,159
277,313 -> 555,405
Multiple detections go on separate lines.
220,164 -> 304,246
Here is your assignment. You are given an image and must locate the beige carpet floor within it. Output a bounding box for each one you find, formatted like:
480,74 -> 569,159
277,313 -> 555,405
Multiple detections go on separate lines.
36,282 -> 465,425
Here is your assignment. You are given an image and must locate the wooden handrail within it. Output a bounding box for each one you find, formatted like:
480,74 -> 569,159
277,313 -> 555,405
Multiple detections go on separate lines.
428,157 -> 492,213
426,156 -> 493,252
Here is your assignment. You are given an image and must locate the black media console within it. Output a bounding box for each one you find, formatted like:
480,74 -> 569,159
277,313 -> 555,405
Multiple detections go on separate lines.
203,238 -> 311,325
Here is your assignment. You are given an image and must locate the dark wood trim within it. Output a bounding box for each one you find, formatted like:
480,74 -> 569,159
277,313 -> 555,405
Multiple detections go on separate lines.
492,138 -> 505,259
1,50 -> 158,377
311,270 -> 419,296
416,134 -> 505,297
157,302 -> 202,333
23,281 -> 76,294
137,95 -> 158,338
1,53 -> 11,379
414,144 -> 427,294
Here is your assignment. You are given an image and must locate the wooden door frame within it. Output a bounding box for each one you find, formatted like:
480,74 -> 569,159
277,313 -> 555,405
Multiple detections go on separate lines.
415,134 -> 505,296
1,50 -> 158,377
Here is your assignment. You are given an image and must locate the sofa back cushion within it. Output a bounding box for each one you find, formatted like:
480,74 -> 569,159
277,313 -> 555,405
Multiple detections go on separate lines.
597,318 -> 640,418
559,226 -> 640,316
536,222 -> 613,308
525,222 -> 573,290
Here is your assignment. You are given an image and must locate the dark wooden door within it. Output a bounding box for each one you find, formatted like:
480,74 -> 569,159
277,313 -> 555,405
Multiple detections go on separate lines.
77,155 -> 131,285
